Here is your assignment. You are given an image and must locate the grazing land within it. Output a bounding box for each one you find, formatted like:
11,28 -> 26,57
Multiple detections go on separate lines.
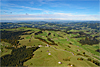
0,21 -> 100,67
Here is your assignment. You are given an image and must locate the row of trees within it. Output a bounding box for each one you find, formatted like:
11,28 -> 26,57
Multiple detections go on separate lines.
34,31 -> 43,35
35,37 -> 58,46
87,58 -> 100,66
47,38 -> 58,46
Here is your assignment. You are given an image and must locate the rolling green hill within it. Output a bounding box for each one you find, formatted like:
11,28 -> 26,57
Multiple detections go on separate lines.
0,22 -> 100,67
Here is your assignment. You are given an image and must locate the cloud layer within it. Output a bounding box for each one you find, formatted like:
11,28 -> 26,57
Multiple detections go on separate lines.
1,13 -> 100,21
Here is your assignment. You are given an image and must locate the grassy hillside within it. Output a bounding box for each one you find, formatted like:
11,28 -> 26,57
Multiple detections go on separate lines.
1,26 -> 100,67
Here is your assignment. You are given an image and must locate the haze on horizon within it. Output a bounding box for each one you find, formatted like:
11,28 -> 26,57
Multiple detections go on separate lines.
0,0 -> 100,21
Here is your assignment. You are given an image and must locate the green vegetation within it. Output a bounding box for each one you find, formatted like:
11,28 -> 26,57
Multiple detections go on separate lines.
0,21 -> 100,67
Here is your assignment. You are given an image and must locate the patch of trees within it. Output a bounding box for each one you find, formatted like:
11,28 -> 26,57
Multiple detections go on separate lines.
1,30 -> 31,46
0,46 -> 39,66
65,31 -> 89,36
77,53 -> 82,55
77,53 -> 89,57
20,37 -> 24,40
1,22 -> 100,33
34,31 -> 43,35
35,37 -> 48,44
68,45 -> 71,48
0,22 -> 22,29
40,29 -> 60,31
79,36 -> 99,45
94,36 -> 100,38
79,31 -> 89,36
23,30 -> 34,35
72,35 -> 86,38
66,27 -> 73,31
63,58 -> 70,61
77,57 -> 84,60
66,32 -> 78,34
72,31 -> 100,38
88,23 -> 100,30
48,33 -> 51,36
96,49 -> 100,53
58,35 -> 63,38
5,46 -> 15,49
87,58 -> 100,66
69,42 -> 73,45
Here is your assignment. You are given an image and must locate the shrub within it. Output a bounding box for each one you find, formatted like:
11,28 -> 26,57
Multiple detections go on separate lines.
84,54 -> 89,57
77,53 -> 82,55
87,58 -> 92,61
80,58 -> 83,60
63,58 -> 70,61
68,63 -> 71,65
83,52 -> 85,55
30,63 -> 33,65
69,42 -> 72,45
73,64 -> 76,67
68,45 -> 71,48
77,57 -> 83,60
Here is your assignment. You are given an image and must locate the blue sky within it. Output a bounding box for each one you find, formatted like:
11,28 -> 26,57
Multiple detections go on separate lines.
0,0 -> 100,21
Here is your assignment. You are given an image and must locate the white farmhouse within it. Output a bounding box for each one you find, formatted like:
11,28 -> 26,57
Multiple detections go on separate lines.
48,53 -> 51,55
58,62 -> 62,64
38,45 -> 42,47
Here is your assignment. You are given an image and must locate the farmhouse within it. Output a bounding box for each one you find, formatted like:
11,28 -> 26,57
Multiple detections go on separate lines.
48,53 -> 51,55
46,44 -> 50,47
38,45 -> 42,47
58,62 -> 62,64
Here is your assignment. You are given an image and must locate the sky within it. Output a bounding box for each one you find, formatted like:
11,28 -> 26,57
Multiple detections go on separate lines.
0,0 -> 100,21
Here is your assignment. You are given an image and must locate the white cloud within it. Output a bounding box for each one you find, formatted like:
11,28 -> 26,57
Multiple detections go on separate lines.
21,6 -> 42,10
0,13 -> 100,21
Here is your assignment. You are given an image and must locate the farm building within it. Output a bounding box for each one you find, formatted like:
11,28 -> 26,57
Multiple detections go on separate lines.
46,44 -> 50,47
48,53 -> 51,55
38,45 -> 42,47
58,62 -> 62,64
